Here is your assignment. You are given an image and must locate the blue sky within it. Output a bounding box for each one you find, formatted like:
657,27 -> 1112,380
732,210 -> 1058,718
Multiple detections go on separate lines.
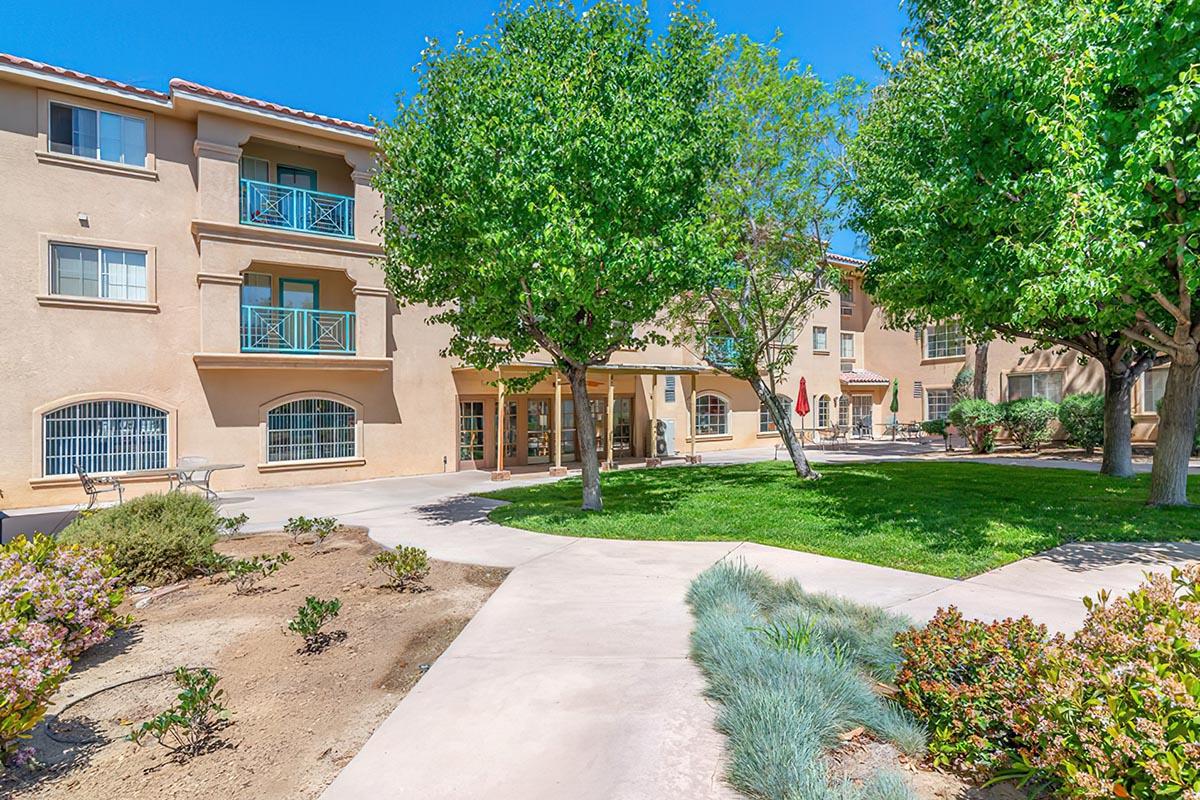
1,0 -> 906,255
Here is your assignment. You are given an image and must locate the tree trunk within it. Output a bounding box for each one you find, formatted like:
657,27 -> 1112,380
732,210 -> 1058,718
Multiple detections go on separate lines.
1147,357 -> 1200,506
1100,364 -> 1136,478
973,342 -> 990,400
566,367 -> 603,511
750,376 -> 819,480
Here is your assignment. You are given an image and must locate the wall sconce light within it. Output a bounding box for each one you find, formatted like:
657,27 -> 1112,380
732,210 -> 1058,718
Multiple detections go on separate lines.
77,213 -> 90,227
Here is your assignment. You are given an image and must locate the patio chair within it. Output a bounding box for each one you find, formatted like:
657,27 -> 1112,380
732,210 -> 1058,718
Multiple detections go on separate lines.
827,425 -> 849,447
77,467 -> 124,510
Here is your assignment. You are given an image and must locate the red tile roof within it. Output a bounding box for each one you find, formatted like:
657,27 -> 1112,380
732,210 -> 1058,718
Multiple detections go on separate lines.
169,79 -> 376,135
0,52 -> 169,101
0,52 -> 375,136
840,369 -> 890,385
826,251 -> 868,267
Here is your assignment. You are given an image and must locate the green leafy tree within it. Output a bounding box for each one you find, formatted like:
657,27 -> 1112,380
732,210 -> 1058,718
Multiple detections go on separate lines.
663,36 -> 861,479
845,0 -> 1164,483
375,1 -> 730,510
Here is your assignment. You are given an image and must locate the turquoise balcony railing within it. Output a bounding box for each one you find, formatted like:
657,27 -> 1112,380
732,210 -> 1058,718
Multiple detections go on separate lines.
705,336 -> 738,367
239,179 -> 355,238
240,305 -> 356,355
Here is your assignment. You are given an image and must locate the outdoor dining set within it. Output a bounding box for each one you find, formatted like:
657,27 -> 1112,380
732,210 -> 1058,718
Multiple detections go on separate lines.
76,457 -> 242,509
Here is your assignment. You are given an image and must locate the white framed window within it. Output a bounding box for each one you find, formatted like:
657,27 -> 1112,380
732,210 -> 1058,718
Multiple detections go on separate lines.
696,393 -> 729,436
1141,369 -> 1168,414
266,398 -> 357,463
459,401 -> 485,460
1008,371 -> 1064,403
664,375 -> 676,403
43,399 -> 167,476
49,101 -> 146,166
50,243 -> 147,301
759,396 -> 791,433
812,326 -> 828,352
925,388 -> 953,420
817,395 -> 831,428
240,156 -> 270,183
840,290 -> 854,316
840,333 -> 855,359
837,395 -> 850,426
924,323 -> 966,359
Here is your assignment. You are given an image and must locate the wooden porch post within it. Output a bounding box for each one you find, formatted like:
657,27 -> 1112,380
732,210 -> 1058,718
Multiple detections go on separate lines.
550,374 -> 567,476
687,373 -> 701,464
492,373 -> 511,480
605,372 -> 615,470
646,373 -> 660,466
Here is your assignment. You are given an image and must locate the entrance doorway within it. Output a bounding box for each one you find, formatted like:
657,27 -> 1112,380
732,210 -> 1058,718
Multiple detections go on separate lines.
851,395 -> 874,437
527,399 -> 551,464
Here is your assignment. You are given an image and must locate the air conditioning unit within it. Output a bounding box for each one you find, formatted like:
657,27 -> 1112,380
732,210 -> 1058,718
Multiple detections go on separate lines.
656,419 -> 676,457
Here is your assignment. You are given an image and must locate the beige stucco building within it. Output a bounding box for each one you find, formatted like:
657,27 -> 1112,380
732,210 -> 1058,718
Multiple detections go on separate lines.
0,54 -> 1168,510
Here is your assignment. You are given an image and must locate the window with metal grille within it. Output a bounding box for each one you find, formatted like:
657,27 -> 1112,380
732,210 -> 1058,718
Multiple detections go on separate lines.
266,398 -> 356,463
664,375 -> 676,403
43,400 -> 167,476
696,394 -> 729,436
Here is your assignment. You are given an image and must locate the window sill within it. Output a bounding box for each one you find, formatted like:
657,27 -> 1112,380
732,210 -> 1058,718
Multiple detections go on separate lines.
686,434 -> 733,443
257,457 -> 366,473
921,355 -> 967,365
813,350 -> 830,356
37,294 -> 159,313
36,150 -> 158,180
756,431 -> 781,439
29,472 -> 170,489
1133,412 -> 1160,421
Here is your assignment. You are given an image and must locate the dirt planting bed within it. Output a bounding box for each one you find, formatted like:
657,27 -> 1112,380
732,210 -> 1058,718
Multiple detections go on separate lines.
3,527 -> 507,800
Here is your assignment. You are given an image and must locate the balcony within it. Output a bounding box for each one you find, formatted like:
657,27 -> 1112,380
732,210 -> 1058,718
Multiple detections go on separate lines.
240,305 -> 355,355
239,179 -> 355,239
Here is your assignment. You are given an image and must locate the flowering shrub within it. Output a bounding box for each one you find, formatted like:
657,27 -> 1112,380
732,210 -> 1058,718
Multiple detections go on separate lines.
0,534 -> 125,766
1010,566 -> 1200,799
894,607 -> 1049,774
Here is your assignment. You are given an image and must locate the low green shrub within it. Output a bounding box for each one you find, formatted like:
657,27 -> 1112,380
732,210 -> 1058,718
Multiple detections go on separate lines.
129,667 -> 229,759
224,551 -> 292,594
217,513 -> 249,536
288,596 -> 343,653
284,516 -> 314,544
920,419 -> 951,451
1,535 -> 126,765
312,516 -> 339,549
894,607 -> 1048,775
60,492 -> 219,586
1056,393 -> 1104,454
947,399 -> 1004,453
1008,566 -> 1200,799
1001,397 -> 1058,451
371,547 -> 430,592
687,561 -> 924,800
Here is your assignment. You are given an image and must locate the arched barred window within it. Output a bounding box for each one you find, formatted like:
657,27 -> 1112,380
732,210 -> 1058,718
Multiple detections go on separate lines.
43,400 -> 167,475
266,398 -> 356,463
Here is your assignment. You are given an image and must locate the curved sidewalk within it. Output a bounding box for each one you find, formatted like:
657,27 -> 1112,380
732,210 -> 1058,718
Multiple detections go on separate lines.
223,456 -> 1199,800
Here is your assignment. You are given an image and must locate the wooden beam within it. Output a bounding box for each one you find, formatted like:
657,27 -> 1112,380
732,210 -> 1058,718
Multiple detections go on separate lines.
689,374 -> 698,463
606,373 -> 615,469
550,374 -> 566,475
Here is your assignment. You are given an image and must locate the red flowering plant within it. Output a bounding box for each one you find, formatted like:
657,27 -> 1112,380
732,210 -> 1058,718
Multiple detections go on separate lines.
0,534 -> 126,766
893,606 -> 1050,774
1008,566 -> 1200,799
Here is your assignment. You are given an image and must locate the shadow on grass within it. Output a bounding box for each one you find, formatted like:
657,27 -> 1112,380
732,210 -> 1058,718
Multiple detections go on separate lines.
483,461 -> 1200,577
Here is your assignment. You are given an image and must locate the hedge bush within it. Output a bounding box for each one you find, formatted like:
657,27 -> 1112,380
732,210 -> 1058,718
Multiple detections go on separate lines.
1,535 -> 125,765
60,492 -> 219,586
1001,397 -> 1059,451
1011,566 -> 1200,799
947,399 -> 1004,453
894,608 -> 1048,774
1056,393 -> 1104,454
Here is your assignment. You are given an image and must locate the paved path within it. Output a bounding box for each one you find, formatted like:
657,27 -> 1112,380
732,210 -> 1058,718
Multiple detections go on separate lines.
213,449 -> 1200,800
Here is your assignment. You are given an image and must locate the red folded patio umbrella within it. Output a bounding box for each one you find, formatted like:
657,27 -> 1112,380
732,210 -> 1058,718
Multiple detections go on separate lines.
795,378 -> 810,417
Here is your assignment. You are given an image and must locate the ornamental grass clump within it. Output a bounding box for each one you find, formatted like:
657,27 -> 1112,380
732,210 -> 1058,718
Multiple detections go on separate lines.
687,561 -> 924,800
893,607 -> 1048,775
1,534 -> 126,766
1008,566 -> 1200,799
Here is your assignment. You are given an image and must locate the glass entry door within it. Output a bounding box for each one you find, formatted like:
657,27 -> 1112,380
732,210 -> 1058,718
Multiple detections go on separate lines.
851,395 -> 874,437
560,399 -> 576,461
527,399 -> 551,464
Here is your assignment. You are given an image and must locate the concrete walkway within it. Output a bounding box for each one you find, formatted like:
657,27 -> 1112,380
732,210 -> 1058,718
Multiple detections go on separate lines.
211,449 -> 1200,800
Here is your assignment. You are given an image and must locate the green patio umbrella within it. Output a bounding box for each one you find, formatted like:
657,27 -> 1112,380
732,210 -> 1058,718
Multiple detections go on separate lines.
889,378 -> 900,441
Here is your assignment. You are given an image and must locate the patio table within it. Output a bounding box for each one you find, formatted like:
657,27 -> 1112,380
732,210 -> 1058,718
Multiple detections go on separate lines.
105,463 -> 243,502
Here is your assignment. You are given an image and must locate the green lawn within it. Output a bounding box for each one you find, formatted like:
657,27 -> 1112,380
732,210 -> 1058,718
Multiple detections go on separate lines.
483,461 -> 1200,578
